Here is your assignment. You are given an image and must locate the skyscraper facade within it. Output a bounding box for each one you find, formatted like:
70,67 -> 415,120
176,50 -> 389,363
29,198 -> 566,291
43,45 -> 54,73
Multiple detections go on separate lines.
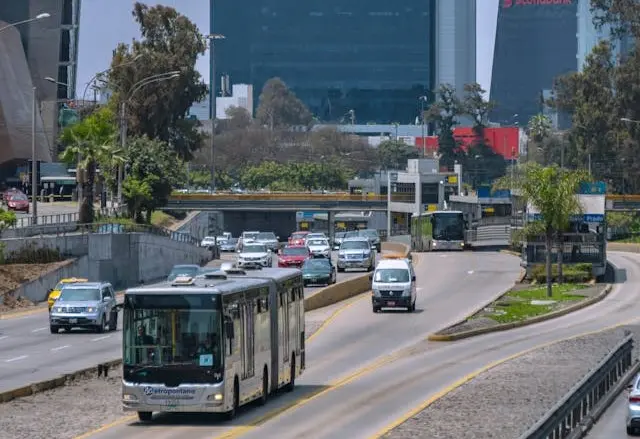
490,0 -> 578,127
0,0 -> 80,168
212,1 -> 438,124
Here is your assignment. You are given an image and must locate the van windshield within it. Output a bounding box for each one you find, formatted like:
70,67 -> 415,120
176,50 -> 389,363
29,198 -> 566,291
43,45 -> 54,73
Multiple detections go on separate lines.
374,268 -> 410,283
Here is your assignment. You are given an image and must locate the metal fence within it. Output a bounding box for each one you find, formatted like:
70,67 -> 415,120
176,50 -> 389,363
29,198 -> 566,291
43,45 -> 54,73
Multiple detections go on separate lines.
9,212 -> 79,228
519,334 -> 635,439
2,222 -> 201,247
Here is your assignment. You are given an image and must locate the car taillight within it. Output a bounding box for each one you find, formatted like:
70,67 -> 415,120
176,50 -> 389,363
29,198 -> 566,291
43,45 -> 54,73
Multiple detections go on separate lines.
630,396 -> 640,403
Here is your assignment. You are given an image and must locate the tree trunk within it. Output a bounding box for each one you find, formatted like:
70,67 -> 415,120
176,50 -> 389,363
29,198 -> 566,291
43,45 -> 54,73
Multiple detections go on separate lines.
545,228 -> 553,298
557,231 -> 564,284
78,161 -> 95,224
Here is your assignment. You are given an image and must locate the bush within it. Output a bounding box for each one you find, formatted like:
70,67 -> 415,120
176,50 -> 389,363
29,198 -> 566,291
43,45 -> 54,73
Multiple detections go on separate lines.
530,263 -> 592,283
4,242 -> 63,264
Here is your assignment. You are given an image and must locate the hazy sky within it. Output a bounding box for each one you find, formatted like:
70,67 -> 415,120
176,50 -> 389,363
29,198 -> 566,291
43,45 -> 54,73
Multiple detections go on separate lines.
76,0 -> 499,99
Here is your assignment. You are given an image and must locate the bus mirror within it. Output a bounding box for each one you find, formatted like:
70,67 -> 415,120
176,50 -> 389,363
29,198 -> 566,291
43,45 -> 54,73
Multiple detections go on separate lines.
368,273 -> 373,281
225,319 -> 234,338
412,275 -> 416,282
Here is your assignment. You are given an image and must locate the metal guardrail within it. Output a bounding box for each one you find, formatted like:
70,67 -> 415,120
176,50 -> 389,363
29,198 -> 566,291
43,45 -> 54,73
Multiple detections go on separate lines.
9,212 -> 79,228
519,334 -> 634,439
1,222 -> 201,247
170,193 -> 388,202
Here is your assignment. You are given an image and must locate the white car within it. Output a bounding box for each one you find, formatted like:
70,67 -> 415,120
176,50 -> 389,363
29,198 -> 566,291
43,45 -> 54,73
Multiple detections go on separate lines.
627,375 -> 640,434
236,243 -> 272,268
305,232 -> 327,244
200,236 -> 217,247
307,238 -> 331,258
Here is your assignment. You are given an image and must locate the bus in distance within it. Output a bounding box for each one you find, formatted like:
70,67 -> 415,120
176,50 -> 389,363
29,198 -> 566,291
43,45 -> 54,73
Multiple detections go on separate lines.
121,268 -> 304,422
411,210 -> 466,251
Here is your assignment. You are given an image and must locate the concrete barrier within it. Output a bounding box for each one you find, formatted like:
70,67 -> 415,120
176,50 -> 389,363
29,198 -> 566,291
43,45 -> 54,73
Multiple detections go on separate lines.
381,241 -> 410,255
608,242 -> 640,253
0,358 -> 122,404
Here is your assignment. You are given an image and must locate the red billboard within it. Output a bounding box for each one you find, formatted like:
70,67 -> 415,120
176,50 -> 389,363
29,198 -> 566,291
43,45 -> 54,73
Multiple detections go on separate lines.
414,127 -> 519,160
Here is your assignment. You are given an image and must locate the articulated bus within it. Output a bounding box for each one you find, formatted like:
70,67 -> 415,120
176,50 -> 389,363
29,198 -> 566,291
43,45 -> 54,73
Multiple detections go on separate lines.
121,267 -> 304,421
411,210 -> 466,251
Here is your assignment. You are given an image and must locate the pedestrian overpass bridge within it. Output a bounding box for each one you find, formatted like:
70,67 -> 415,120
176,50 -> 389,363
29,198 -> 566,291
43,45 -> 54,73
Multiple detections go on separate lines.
165,193 -> 388,211
164,193 -> 640,213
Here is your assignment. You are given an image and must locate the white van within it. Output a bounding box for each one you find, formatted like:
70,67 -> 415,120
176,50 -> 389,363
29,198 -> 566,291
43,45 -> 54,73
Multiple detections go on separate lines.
370,258 -> 416,313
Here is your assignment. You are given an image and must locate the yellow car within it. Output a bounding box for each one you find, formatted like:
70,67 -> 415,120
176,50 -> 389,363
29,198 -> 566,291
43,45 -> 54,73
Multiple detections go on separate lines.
47,277 -> 88,310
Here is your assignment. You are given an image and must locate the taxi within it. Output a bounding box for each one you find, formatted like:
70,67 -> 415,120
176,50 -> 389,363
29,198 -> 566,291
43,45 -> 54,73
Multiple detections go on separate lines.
47,277 -> 88,311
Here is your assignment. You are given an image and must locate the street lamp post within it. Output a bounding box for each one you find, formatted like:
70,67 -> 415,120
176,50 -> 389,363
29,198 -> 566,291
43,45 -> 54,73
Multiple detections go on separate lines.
207,33 -> 225,193
0,12 -> 50,33
116,72 -> 181,205
31,86 -> 38,224
419,96 -> 428,157
81,54 -> 143,104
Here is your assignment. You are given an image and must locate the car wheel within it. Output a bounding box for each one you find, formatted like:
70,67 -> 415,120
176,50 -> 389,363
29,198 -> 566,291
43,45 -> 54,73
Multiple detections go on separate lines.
50,325 -> 59,334
109,311 -> 118,331
95,316 -> 106,333
63,325 -> 72,332
373,306 -> 380,313
627,426 -> 633,435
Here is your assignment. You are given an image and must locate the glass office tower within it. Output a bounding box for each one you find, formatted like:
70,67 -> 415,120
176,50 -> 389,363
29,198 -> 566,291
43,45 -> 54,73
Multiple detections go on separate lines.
490,1 -> 578,127
212,1 -> 436,124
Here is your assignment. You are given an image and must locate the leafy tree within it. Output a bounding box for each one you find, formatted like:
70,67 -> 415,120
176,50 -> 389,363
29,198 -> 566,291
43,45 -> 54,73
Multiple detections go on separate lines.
0,209 -> 16,229
220,106 -> 253,131
590,0 -> 640,39
239,161 -> 349,191
526,114 -> 552,163
122,176 -> 152,223
377,140 -> 419,170
108,2 -> 207,160
495,164 -> 587,296
256,78 -> 313,129
125,136 -> 182,221
425,84 -> 465,169
59,108 -> 118,223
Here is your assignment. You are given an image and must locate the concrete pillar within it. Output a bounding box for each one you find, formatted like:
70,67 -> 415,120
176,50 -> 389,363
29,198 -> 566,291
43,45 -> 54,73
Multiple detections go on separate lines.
438,181 -> 445,209
328,211 -> 334,243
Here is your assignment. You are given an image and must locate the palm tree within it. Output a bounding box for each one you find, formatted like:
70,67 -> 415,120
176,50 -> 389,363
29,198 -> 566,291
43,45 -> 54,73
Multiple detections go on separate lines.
496,163 -> 585,297
59,108 -> 119,223
527,114 -> 552,163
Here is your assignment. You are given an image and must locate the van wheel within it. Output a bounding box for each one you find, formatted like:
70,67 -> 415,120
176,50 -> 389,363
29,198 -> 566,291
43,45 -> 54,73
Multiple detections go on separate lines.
408,301 -> 415,312
50,325 -> 59,334
337,267 -> 344,273
109,311 -> 118,331
285,355 -> 296,392
225,378 -> 239,420
258,367 -> 269,405
137,411 -> 152,422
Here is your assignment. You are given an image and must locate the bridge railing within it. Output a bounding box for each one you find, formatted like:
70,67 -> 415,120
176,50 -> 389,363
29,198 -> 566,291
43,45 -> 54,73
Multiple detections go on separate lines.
169,193 -> 388,202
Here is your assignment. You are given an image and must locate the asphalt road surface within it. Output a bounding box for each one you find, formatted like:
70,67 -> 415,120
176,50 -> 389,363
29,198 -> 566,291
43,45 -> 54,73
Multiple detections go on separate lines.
77,251 -> 640,439
78,250 -> 524,439
0,252 -> 375,393
584,376 -> 634,438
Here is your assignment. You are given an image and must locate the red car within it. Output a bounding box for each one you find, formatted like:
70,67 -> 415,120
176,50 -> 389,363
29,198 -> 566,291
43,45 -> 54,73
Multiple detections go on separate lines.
278,245 -> 310,268
289,231 -> 309,246
5,191 -> 29,213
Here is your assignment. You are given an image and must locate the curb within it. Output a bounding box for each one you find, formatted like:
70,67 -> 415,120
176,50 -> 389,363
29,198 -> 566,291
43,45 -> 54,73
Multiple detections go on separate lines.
574,359 -> 640,438
0,358 -> 122,404
428,284 -> 613,342
499,249 -> 521,257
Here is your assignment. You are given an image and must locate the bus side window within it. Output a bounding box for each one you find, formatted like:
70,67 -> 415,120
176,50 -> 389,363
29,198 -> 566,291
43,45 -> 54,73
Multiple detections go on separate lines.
289,286 -> 295,302
224,315 -> 234,355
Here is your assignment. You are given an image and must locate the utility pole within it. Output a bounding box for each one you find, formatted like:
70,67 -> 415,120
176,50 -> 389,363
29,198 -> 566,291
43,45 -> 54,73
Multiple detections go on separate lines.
117,101 -> 126,205
31,86 -> 38,224
207,34 -> 225,193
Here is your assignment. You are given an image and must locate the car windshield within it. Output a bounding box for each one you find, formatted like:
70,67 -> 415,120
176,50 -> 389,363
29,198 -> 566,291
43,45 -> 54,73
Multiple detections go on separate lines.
123,296 -> 224,382
243,232 -> 259,240
168,266 -> 199,281
257,232 -> 276,240
58,288 -> 101,302
360,230 -> 378,238
374,268 -> 410,283
8,193 -> 27,201
341,241 -> 369,250
303,259 -> 330,271
344,231 -> 359,238
283,247 -> 308,256
243,244 -> 267,253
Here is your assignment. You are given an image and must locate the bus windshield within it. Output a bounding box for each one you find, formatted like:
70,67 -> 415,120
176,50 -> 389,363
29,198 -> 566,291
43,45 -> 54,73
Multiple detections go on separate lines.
433,214 -> 465,241
123,294 -> 223,384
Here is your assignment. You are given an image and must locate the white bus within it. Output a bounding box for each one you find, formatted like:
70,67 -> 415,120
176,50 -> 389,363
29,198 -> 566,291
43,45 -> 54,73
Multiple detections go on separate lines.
121,266 -> 304,422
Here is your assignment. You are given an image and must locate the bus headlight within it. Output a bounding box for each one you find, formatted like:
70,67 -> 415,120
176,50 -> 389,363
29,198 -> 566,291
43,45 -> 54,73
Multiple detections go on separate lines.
207,393 -> 223,401
123,394 -> 138,402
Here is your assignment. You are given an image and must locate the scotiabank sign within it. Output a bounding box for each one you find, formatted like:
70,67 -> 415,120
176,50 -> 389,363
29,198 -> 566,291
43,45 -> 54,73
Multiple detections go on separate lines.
503,0 -> 571,6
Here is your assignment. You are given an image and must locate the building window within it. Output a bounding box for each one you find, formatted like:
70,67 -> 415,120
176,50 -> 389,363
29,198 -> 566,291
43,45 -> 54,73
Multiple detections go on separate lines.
62,0 -> 73,25
59,29 -> 71,63
380,185 -> 388,196
391,182 -> 415,203
421,183 -> 438,204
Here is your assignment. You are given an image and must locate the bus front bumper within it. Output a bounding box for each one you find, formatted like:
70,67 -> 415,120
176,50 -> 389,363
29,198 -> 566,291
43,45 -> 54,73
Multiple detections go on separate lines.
432,240 -> 465,250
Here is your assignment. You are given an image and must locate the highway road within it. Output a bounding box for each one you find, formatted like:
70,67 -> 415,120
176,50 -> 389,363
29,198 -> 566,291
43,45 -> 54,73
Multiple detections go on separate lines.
78,250 -> 522,439
74,250 -> 640,439
584,389 -> 632,438
0,251 -> 374,394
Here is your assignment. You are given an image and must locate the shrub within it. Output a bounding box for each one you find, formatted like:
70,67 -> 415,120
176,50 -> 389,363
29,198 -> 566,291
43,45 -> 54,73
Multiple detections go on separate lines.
4,242 -> 63,264
530,263 -> 592,283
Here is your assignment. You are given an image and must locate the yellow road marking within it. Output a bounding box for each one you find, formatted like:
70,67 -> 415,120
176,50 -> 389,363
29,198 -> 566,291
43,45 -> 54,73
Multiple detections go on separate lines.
73,416 -> 137,439
368,314 -> 640,438
306,293 -> 369,343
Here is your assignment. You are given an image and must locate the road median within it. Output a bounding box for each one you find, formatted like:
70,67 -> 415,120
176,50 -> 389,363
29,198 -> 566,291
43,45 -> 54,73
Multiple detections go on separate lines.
0,358 -> 121,404
428,269 -> 613,341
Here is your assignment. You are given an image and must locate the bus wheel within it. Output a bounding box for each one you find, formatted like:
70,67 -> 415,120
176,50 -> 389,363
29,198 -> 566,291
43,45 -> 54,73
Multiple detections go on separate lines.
259,367 -> 269,405
225,378 -> 239,420
285,355 -> 296,392
137,411 -> 152,422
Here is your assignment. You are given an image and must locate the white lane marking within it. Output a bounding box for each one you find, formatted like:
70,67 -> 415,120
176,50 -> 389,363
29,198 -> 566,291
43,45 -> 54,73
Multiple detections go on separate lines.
91,335 -> 111,342
440,255 -> 447,258
467,270 -> 474,274
51,345 -> 70,352
31,327 -> 47,333
0,335 -> 8,341
5,355 -> 28,362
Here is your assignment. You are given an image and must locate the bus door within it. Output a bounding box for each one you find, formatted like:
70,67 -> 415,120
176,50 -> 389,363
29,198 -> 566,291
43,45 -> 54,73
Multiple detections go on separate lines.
280,288 -> 290,369
241,300 -> 255,379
